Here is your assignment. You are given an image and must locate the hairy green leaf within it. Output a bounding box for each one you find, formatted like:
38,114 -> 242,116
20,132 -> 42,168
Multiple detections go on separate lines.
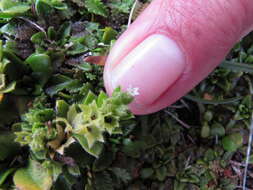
0,132 -> 20,161
13,159 -> 53,190
85,0 -> 108,17
222,133 -> 243,152
73,134 -> 103,158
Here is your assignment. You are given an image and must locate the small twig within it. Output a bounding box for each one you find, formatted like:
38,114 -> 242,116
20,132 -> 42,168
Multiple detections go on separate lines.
243,114 -> 253,190
169,104 -> 186,109
231,165 -> 242,177
215,135 -> 219,144
17,16 -> 46,34
184,155 -> 191,169
230,160 -> 246,167
9,156 -> 18,167
180,99 -> 191,111
164,110 -> 191,129
248,171 -> 253,178
237,186 -> 253,190
187,134 -> 196,144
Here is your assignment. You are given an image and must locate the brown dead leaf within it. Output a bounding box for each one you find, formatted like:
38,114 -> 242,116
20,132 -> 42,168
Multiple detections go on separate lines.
203,93 -> 213,100
84,56 -> 107,66
223,168 -> 233,178
0,94 -> 3,102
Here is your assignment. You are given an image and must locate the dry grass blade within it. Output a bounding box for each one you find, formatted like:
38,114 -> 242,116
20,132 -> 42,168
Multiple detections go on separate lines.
220,61 -> 253,73
128,0 -> 150,27
165,110 -> 191,129
243,114 -> 253,190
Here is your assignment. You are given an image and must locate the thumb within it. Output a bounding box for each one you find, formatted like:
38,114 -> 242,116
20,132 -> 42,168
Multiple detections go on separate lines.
104,0 -> 253,115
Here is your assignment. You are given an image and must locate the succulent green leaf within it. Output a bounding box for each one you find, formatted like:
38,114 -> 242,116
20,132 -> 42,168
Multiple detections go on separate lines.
0,132 -> 20,161
67,104 -> 78,124
0,40 -> 2,61
97,91 -> 108,107
201,125 -> 210,138
24,108 -> 55,124
75,63 -> 93,72
57,22 -> 71,44
42,161 -> 63,182
31,32 -> 47,44
43,0 -> 68,10
71,0 -> 85,7
85,0 -> 108,17
0,0 -> 30,18
0,81 -> 16,93
83,91 -> 97,105
67,165 -> 81,177
13,159 -> 53,190
26,54 -> 53,85
0,74 -> 5,90
56,100 -> 70,117
47,26 -> 57,41
108,0 -> 134,13
35,0 -> 67,16
0,0 -> 17,10
210,123 -> 225,137
0,23 -> 17,37
73,119 -> 105,148
67,42 -> 89,55
0,168 -> 16,186
73,134 -> 103,158
26,54 -> 52,73
155,166 -> 167,181
140,168 -> 154,179
102,27 -> 117,44
3,50 -> 28,80
0,58 -> 9,74
35,0 -> 52,16
55,117 -> 73,133
46,79 -> 82,96
222,133 -> 243,152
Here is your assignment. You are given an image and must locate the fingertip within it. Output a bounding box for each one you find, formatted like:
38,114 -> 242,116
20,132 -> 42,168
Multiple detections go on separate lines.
104,34 -> 186,115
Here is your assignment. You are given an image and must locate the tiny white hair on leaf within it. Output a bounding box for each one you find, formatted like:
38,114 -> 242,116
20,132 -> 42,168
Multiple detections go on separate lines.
127,85 -> 140,96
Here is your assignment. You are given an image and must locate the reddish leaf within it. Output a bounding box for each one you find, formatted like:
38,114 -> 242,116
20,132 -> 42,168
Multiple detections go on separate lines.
84,56 -> 107,66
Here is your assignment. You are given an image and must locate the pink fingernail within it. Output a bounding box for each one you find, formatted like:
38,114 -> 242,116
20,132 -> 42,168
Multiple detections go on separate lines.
111,34 -> 186,106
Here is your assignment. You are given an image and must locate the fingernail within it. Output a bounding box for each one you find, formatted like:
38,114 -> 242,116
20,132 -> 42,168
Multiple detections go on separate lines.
111,34 -> 186,105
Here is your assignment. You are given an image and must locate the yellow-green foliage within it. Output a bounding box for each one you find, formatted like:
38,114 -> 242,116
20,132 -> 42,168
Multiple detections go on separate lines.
13,160 -> 53,190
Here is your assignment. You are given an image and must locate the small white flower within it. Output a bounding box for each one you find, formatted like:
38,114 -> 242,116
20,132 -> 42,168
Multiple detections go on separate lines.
127,85 -> 140,96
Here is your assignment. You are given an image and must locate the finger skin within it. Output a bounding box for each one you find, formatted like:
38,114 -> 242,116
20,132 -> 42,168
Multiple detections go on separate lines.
104,0 -> 253,115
